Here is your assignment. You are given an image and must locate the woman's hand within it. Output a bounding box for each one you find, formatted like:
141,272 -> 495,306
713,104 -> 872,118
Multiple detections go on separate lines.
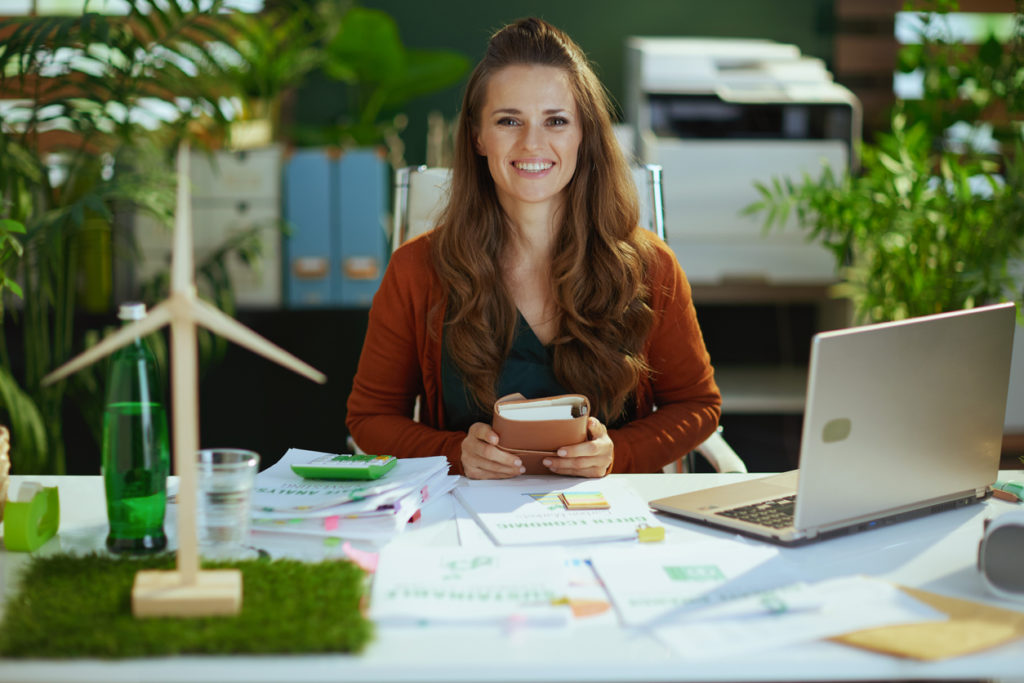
460,422 -> 526,479
543,417 -> 614,478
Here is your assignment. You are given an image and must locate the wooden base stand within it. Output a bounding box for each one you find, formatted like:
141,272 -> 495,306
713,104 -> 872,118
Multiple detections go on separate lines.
132,569 -> 243,618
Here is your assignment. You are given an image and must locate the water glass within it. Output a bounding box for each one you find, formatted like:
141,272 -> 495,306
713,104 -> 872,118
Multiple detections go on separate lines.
196,448 -> 259,559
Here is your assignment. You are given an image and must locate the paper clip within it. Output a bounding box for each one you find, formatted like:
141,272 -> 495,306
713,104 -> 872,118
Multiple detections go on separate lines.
636,523 -> 665,543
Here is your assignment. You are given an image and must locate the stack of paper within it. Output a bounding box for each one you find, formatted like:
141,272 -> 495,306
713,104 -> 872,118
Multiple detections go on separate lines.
251,449 -> 456,544
370,545 -> 573,627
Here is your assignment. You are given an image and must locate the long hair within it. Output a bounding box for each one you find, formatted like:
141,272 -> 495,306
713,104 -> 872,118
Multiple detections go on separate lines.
430,17 -> 654,420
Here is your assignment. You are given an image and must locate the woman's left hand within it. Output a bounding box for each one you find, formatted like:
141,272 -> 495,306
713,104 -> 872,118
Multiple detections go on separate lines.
542,416 -> 613,478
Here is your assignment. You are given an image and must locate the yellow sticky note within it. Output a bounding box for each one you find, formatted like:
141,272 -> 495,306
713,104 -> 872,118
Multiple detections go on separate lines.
559,492 -> 610,510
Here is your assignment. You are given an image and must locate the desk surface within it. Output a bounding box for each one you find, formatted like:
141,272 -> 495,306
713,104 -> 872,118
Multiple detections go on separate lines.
2,472 -> 1024,683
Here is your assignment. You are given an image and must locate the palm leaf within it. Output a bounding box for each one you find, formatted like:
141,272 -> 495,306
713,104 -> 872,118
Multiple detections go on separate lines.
0,366 -> 49,475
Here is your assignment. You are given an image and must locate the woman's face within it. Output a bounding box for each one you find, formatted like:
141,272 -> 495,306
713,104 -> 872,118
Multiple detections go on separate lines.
474,64 -> 582,215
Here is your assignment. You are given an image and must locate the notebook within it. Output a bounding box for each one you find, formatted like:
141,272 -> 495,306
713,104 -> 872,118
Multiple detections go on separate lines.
650,302 -> 1017,546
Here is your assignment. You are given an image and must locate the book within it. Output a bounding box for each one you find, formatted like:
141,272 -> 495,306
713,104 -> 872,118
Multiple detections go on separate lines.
491,394 -> 590,473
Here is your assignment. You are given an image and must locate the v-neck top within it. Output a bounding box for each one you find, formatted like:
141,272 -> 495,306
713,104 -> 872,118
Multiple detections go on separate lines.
441,310 -> 569,432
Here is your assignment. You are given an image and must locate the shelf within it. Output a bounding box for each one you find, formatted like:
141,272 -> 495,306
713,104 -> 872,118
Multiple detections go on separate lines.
714,364 -> 807,414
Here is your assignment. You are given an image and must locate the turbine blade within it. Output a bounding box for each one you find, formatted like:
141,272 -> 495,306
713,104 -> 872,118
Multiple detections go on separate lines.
191,299 -> 326,384
42,304 -> 173,386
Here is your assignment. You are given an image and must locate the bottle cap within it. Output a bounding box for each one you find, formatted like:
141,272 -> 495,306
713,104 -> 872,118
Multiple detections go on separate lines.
118,302 -> 147,321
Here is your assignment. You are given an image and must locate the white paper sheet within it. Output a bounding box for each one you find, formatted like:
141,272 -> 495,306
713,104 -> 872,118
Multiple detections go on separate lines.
251,473 -> 459,541
651,575 -> 947,659
453,497 -> 497,548
454,479 -> 662,546
251,450 -> 448,513
589,538 -> 780,626
369,545 -> 573,627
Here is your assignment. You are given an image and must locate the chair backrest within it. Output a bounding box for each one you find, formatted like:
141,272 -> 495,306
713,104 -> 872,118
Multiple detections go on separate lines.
386,164 -> 744,474
391,164 -> 665,251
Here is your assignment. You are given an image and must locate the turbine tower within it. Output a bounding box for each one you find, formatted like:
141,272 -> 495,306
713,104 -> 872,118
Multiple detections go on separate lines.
44,144 -> 326,617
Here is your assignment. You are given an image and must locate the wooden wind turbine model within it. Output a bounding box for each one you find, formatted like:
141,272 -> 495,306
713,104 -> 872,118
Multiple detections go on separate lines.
44,144 -> 326,618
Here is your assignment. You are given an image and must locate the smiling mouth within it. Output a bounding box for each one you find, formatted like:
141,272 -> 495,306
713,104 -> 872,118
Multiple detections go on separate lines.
513,161 -> 554,172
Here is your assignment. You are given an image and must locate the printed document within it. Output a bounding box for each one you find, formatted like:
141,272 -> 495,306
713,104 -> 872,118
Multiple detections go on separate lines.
369,545 -> 572,626
652,575 -> 946,659
454,479 -> 661,545
251,449 -> 448,513
589,538 -> 780,626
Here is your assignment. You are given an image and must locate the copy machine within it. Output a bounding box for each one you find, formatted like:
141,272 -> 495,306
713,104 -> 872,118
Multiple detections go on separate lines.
625,37 -> 862,286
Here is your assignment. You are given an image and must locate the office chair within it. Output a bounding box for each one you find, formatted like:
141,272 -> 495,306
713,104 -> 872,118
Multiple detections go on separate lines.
387,164 -> 747,474
391,164 -> 667,249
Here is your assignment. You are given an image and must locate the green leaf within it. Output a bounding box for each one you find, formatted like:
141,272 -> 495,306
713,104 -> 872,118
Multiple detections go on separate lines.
0,365 -> 49,474
3,278 -> 23,299
978,34 -> 1003,68
0,219 -> 27,234
325,8 -> 405,85
380,50 -> 469,108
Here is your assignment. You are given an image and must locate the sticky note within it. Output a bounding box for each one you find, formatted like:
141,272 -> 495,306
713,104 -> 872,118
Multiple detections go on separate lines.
636,524 -> 665,543
559,491 -> 610,510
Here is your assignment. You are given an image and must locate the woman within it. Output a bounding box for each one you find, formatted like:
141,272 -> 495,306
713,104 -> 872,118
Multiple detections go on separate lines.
346,17 -> 720,478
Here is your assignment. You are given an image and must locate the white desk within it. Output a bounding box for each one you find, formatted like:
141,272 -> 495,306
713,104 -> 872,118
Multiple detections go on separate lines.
2,473 -> 1024,683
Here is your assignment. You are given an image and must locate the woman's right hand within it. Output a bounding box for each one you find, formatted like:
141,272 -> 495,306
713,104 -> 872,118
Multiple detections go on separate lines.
460,422 -> 525,479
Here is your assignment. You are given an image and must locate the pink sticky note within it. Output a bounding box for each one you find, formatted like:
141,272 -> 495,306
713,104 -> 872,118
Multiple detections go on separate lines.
323,515 -> 340,531
342,542 -> 379,572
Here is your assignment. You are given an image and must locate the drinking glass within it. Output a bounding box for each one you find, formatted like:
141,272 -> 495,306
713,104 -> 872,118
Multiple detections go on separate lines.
196,448 -> 259,559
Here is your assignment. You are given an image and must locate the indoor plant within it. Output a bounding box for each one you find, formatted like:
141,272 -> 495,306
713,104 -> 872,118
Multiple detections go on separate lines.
214,0 -> 324,148
0,0 -> 244,473
290,4 -> 470,165
746,0 -> 1024,324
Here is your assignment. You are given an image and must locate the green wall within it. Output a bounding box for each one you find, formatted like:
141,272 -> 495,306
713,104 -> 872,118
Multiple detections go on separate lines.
294,0 -> 835,165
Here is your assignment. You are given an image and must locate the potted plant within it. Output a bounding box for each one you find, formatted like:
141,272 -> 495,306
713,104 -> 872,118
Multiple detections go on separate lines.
280,4 -> 469,307
290,4 -> 470,161
745,0 -> 1024,324
0,0 -> 248,473
214,0 -> 324,149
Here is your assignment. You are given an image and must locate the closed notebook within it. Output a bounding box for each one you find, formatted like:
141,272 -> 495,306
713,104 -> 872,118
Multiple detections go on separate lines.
491,393 -> 589,474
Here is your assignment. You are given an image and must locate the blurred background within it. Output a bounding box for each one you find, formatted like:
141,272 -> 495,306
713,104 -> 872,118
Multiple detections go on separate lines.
0,0 -> 1021,476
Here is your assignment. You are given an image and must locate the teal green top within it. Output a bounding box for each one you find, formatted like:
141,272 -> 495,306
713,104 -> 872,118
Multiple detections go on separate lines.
442,311 -> 568,432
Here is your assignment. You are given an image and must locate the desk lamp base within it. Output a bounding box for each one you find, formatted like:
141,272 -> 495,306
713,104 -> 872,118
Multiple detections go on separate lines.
131,568 -> 242,618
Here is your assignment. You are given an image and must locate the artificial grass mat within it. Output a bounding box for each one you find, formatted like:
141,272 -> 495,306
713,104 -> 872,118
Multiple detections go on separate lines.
0,552 -> 374,658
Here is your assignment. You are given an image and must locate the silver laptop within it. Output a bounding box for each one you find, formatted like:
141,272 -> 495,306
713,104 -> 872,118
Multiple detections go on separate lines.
650,302 -> 1017,546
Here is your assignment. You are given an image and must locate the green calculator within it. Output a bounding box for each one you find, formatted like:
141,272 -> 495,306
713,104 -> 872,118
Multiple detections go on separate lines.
290,454 -> 397,480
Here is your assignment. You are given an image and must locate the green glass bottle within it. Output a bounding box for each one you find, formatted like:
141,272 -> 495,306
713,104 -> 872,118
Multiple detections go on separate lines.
101,302 -> 170,554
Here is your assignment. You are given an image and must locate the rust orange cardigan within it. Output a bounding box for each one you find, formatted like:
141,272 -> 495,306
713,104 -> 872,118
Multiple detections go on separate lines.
345,229 -> 721,475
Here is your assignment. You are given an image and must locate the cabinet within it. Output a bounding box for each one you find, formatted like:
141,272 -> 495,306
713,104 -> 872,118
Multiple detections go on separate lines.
133,146 -> 284,308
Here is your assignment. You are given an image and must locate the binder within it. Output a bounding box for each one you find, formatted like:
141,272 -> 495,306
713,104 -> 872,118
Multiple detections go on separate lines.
283,149 -> 332,307
334,149 -> 387,307
284,147 -> 387,308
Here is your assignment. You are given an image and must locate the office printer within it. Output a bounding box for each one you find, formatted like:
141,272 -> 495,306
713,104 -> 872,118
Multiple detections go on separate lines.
625,37 -> 862,287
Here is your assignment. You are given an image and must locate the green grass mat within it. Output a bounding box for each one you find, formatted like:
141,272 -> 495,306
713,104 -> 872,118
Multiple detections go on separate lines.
0,553 -> 374,658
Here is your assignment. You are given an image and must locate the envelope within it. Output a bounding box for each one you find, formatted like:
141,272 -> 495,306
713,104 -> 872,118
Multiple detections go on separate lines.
491,393 -> 590,474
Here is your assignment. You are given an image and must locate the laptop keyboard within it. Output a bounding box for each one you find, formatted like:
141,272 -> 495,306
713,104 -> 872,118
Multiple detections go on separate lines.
716,495 -> 796,529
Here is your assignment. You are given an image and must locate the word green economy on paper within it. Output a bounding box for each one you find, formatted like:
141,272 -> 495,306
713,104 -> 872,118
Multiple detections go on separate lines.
495,515 -> 649,529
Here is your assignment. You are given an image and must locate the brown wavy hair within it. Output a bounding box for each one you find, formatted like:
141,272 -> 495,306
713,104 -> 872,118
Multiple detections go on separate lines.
430,17 -> 654,420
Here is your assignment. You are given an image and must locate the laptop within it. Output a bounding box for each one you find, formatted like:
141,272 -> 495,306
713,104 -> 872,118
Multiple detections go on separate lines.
650,302 -> 1017,546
